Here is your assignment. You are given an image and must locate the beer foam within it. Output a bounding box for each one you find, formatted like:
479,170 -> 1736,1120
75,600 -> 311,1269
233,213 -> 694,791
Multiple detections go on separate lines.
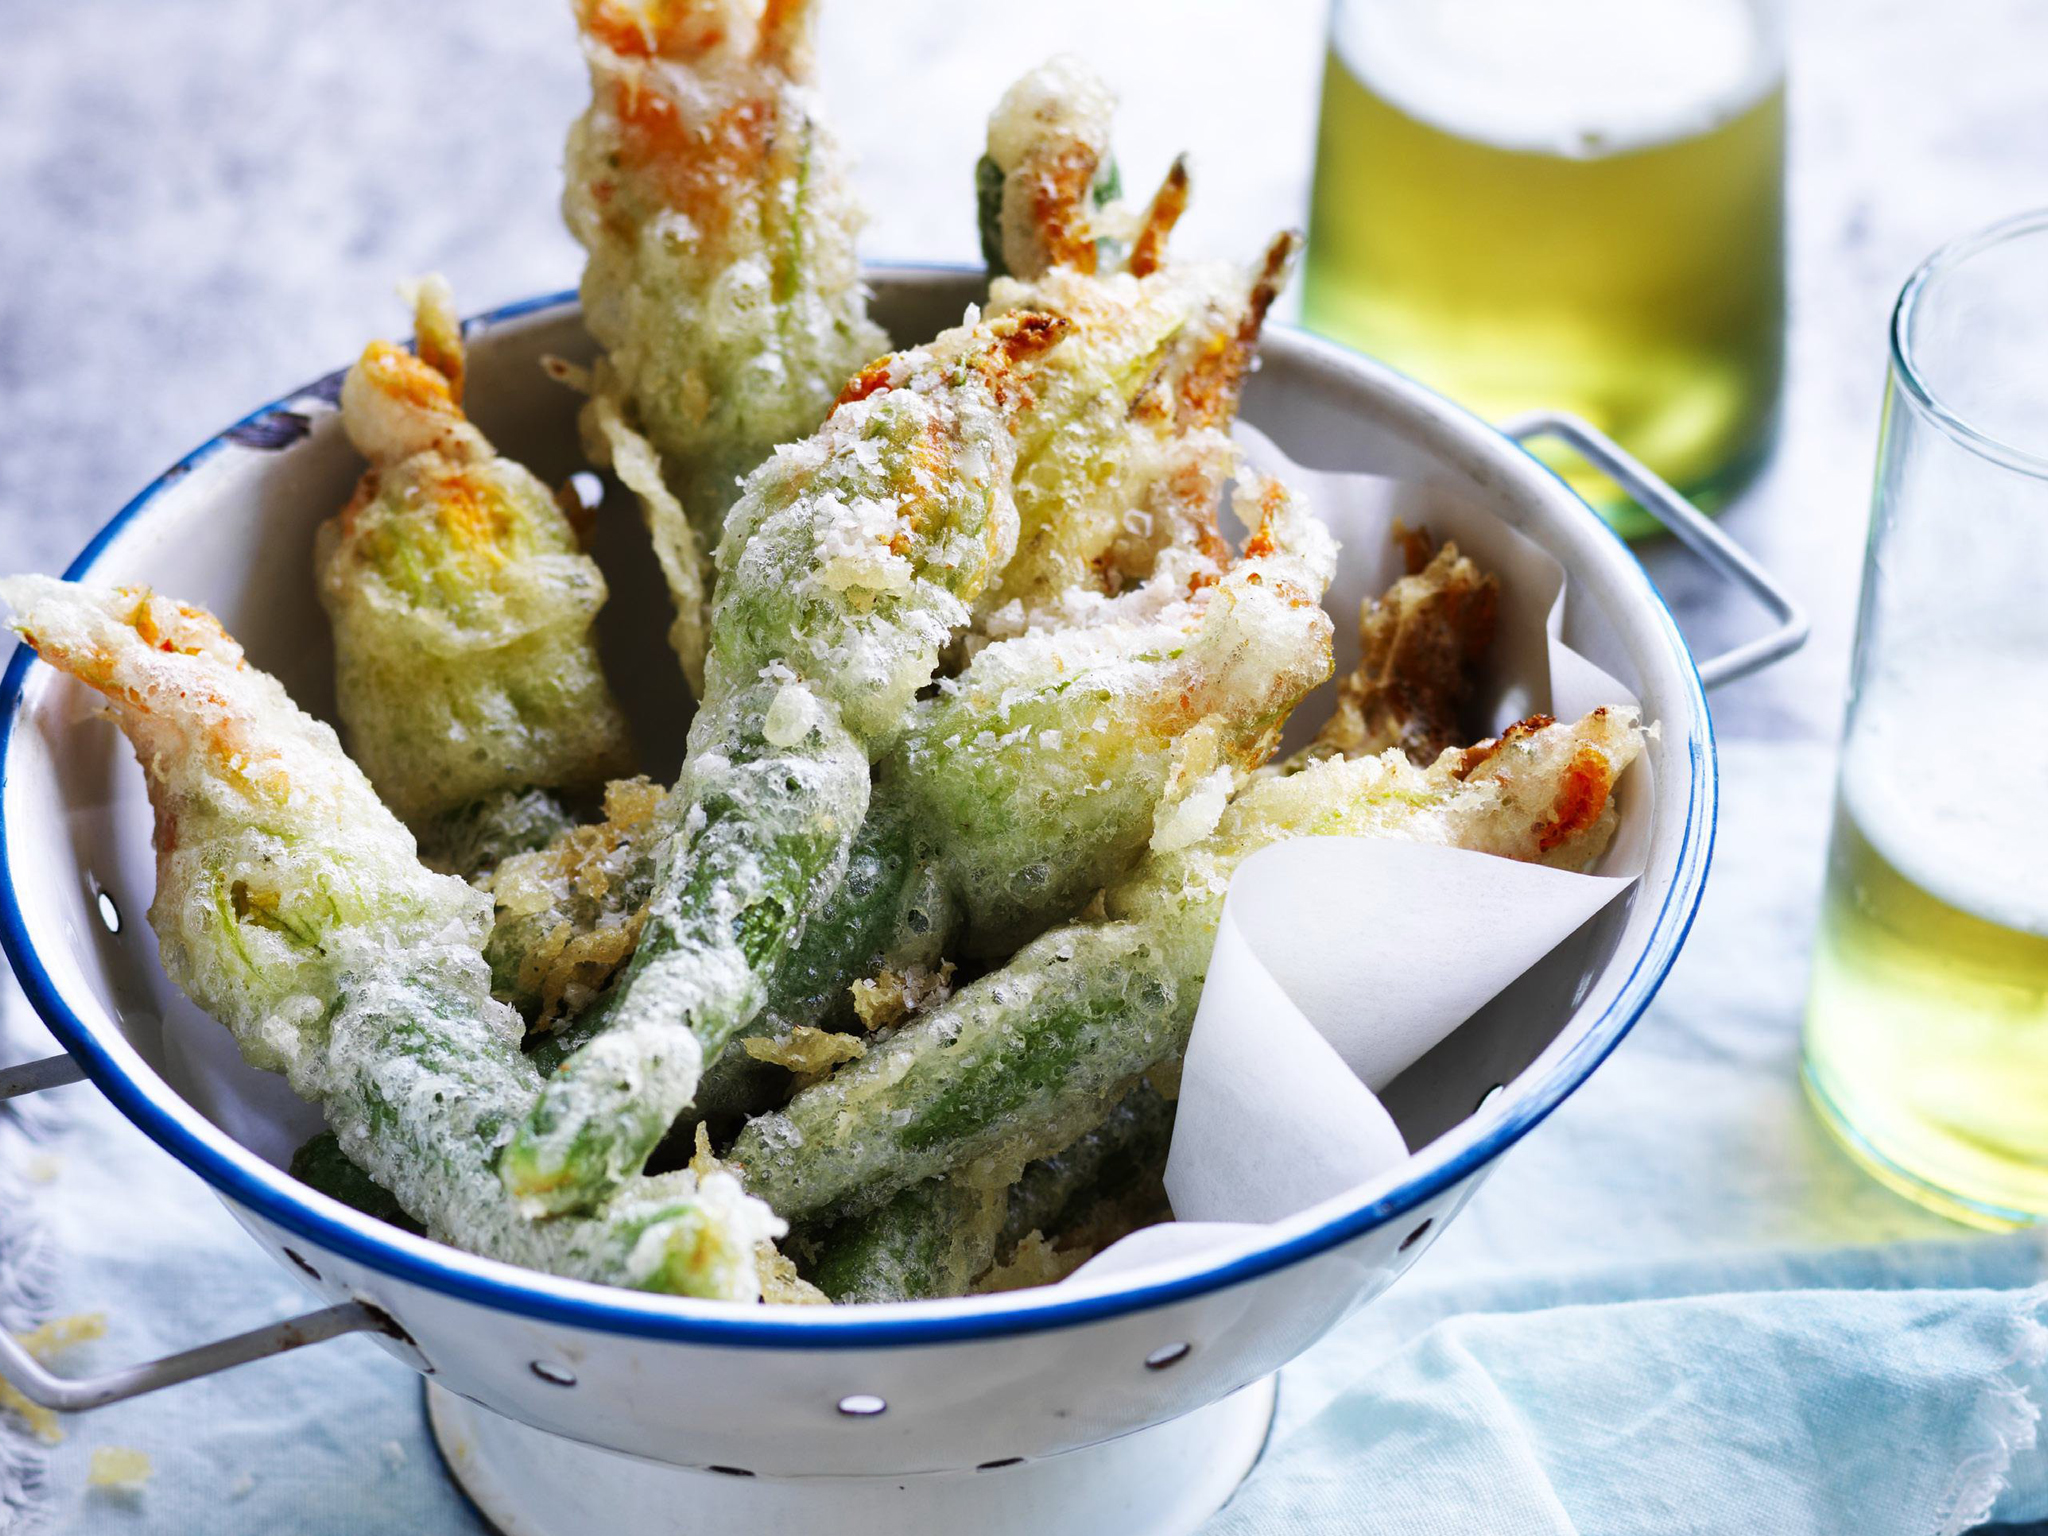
1842,647 -> 2048,937
1334,0 -> 1778,158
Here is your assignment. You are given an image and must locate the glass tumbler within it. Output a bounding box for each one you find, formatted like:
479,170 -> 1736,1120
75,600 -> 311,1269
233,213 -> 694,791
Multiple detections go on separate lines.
1301,0 -> 1787,538
1803,211 -> 2048,1228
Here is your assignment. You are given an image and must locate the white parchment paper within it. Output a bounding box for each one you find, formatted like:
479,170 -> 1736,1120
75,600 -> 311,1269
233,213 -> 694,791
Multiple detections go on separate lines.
1060,430 -> 1653,1287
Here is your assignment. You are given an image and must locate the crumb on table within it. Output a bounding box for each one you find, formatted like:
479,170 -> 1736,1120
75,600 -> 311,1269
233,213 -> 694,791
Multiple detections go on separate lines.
87,1445 -> 153,1493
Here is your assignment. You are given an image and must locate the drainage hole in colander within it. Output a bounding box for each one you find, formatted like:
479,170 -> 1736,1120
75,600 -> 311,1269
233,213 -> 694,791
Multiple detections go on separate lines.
837,1393 -> 887,1417
707,1466 -> 755,1477
1399,1218 -> 1433,1251
95,887 -> 121,934
1144,1342 -> 1190,1370
530,1361 -> 577,1387
281,1248 -> 321,1281
976,1458 -> 1025,1471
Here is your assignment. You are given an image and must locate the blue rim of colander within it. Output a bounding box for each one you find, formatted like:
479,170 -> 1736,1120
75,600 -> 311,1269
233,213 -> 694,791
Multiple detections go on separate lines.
0,275 -> 1716,1349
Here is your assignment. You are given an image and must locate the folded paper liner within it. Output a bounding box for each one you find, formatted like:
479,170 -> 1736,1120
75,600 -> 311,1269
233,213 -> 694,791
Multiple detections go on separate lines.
1058,427 -> 1653,1290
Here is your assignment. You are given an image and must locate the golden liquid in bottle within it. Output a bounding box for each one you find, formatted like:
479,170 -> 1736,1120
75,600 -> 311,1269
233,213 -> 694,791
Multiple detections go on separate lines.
1302,2 -> 1785,537
1803,800 -> 2048,1228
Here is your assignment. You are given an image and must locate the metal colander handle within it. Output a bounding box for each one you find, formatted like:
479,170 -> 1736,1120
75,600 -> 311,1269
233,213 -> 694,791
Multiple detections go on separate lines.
1503,410 -> 1809,689
1,1056 -> 400,1411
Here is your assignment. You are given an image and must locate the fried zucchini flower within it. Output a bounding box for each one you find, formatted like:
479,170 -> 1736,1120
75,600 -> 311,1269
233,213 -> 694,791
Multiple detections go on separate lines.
1,578 -> 779,1302
317,275 -> 632,860
565,0 -> 889,681
971,56 -> 1298,631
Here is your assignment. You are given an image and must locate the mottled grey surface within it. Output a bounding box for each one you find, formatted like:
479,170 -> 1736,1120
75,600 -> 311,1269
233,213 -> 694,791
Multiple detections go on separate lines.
4,2 -> 2045,746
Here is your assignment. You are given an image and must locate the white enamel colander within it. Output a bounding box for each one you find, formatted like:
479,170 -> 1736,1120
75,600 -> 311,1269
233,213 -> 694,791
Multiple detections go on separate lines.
0,269 -> 1802,1536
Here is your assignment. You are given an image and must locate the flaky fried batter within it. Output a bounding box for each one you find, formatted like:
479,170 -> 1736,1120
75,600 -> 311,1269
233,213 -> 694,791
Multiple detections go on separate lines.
742,1024 -> 867,1089
1311,528 -> 1499,768
978,54 -> 1122,279
847,963 -> 955,1032
483,775 -> 665,1026
1,1314 -> 106,1443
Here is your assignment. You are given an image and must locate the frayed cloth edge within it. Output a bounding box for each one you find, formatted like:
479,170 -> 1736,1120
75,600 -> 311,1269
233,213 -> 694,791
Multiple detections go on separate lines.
0,1097 -> 60,1536
1935,1280 -> 2048,1536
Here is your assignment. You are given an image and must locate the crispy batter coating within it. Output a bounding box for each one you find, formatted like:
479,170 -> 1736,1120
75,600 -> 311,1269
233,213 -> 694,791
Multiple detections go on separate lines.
318,276 -> 632,835
566,0 -> 888,645
800,1175 -> 1008,1305
1310,529 -> 1499,767
741,1023 -> 866,1086
756,1241 -> 830,1306
583,377 -> 711,693
889,466 -> 1336,957
978,54 -> 1121,279
974,1231 -> 1084,1293
86,1447 -> 153,1493
1,578 -> 779,1301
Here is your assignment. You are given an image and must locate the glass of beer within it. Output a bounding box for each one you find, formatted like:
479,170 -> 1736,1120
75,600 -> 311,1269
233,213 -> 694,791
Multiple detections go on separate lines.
1803,211 -> 2048,1228
1302,0 -> 1786,537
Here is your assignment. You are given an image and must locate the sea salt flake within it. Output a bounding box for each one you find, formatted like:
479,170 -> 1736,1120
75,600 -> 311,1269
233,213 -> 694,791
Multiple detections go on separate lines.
762,685 -> 822,747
